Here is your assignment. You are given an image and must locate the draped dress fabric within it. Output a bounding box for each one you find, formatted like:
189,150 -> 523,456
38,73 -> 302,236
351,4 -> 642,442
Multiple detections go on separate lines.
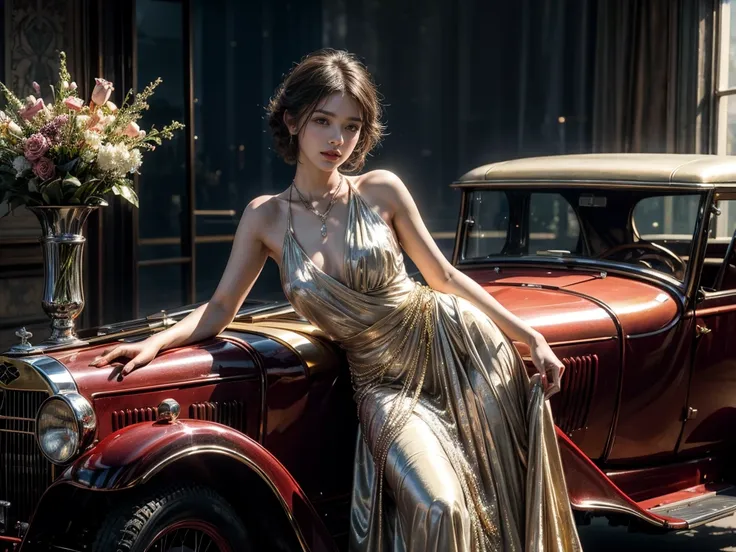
280,179 -> 582,552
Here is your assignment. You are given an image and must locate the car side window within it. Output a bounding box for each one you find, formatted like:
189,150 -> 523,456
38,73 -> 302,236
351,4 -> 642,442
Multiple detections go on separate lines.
705,199 -> 736,291
631,195 -> 701,280
465,191 -> 510,259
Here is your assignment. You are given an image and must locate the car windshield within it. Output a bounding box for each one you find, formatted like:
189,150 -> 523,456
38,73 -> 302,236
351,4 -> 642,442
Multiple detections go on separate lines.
460,188 -> 707,282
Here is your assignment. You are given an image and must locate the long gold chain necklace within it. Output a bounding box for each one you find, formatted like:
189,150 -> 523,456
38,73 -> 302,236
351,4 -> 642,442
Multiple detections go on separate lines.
291,173 -> 344,238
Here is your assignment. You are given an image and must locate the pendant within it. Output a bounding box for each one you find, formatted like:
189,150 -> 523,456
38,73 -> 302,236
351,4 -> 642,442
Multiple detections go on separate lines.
320,223 -> 327,237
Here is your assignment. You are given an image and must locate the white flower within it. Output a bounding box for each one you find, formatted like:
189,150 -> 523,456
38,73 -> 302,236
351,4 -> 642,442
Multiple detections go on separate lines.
126,149 -> 143,174
96,143 -> 139,176
76,115 -> 91,128
12,156 -> 31,176
96,143 -> 123,174
83,130 -> 102,150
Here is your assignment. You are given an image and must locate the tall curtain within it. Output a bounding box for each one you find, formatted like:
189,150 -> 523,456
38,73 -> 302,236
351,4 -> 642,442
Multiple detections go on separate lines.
592,0 -> 716,154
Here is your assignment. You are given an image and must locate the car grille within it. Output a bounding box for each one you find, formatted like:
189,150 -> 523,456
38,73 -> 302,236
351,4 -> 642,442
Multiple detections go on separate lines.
0,389 -> 54,528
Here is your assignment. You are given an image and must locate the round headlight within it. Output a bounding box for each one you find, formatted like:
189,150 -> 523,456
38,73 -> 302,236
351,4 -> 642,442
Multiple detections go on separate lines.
36,393 -> 96,464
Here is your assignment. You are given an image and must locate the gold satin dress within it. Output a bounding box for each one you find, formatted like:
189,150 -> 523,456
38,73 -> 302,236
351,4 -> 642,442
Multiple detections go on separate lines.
281,179 -> 583,552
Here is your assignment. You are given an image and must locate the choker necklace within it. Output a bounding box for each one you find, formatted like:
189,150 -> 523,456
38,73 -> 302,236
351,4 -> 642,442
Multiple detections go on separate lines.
292,173 -> 344,238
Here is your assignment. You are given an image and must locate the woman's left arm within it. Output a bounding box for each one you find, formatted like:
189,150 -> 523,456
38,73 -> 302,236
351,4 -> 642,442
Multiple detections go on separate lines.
366,170 -> 564,395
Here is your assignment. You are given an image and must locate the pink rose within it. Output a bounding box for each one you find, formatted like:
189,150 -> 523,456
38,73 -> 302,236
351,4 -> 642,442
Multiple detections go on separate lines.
32,157 -> 55,181
91,78 -> 114,105
122,121 -> 143,138
24,133 -> 50,161
63,96 -> 84,112
19,97 -> 46,121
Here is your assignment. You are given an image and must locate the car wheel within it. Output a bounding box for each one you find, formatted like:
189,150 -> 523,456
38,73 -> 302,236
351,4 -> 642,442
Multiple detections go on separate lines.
91,484 -> 250,552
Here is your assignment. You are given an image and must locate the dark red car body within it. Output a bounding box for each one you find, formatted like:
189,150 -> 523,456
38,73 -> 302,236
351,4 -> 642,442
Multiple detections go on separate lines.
2,154 -> 736,551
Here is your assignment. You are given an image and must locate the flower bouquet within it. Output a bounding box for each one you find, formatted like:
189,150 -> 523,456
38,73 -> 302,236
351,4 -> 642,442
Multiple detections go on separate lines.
0,51 -> 183,214
0,51 -> 184,353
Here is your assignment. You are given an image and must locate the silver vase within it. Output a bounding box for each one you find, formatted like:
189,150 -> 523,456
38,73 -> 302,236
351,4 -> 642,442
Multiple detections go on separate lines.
25,206 -> 97,350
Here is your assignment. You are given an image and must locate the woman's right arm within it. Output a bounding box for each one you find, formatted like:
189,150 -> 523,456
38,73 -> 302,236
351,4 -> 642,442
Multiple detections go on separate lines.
90,196 -> 273,374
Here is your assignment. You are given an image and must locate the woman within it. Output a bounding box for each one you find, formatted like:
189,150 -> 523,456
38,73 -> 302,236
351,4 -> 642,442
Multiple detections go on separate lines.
91,49 -> 582,551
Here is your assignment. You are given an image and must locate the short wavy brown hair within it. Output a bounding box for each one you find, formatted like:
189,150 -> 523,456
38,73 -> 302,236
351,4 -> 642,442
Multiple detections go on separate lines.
266,49 -> 385,173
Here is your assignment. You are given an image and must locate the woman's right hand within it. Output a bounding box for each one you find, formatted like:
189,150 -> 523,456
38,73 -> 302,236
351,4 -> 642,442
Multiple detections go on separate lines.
88,339 -> 163,375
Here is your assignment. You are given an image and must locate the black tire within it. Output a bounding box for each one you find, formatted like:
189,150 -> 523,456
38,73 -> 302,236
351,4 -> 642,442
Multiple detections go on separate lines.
91,484 -> 250,552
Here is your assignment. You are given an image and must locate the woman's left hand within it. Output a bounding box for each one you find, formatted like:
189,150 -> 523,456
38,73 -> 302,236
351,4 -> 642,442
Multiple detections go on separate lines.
529,334 -> 565,398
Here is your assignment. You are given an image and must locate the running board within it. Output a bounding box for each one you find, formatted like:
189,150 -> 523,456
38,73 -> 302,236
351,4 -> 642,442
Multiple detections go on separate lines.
647,485 -> 736,528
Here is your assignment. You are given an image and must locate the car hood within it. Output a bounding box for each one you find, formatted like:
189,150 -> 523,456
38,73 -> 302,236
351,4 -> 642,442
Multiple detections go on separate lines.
46,334 -> 263,399
39,300 -> 289,399
463,267 -> 679,343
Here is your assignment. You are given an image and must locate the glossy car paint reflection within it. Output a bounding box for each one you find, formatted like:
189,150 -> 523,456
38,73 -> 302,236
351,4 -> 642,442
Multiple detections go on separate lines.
55,419 -> 337,552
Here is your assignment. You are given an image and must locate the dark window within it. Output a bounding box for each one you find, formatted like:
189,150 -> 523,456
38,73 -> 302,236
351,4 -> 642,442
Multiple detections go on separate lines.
529,193 -> 580,254
464,191 -> 509,259
136,0 -> 188,315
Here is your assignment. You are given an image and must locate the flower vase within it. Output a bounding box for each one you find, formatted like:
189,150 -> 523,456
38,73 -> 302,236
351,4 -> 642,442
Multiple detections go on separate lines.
26,206 -> 97,349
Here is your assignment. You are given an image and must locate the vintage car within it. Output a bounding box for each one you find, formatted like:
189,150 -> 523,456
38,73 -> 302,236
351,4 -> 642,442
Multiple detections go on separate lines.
2,153 -> 736,551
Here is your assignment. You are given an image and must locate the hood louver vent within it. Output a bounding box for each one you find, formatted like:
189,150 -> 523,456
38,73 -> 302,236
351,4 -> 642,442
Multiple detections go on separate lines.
112,407 -> 158,431
552,354 -> 598,435
112,401 -> 247,433
189,401 -> 246,433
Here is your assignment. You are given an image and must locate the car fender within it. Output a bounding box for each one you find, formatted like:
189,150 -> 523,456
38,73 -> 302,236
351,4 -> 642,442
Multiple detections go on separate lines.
45,419 -> 337,552
557,428 -> 687,530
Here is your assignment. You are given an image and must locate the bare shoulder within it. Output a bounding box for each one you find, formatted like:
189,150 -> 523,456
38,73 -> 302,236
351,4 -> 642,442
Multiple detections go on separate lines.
246,193 -> 281,212
245,193 -> 287,220
239,194 -> 284,237
354,170 -> 408,212
355,169 -> 404,191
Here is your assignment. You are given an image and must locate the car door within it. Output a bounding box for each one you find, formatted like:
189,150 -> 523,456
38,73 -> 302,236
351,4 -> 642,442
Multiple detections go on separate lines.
678,194 -> 736,456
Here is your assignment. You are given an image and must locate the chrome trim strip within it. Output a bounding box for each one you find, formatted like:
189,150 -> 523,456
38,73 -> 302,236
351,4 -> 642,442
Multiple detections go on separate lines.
0,429 -> 35,436
648,487 -> 734,513
574,500 -> 670,527
700,288 -> 736,299
245,304 -> 298,323
0,355 -> 77,395
0,415 -> 34,422
546,336 -> 617,348
23,356 -> 77,395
